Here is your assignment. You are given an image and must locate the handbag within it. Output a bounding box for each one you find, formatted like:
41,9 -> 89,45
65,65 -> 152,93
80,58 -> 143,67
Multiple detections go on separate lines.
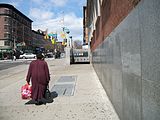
45,85 -> 51,99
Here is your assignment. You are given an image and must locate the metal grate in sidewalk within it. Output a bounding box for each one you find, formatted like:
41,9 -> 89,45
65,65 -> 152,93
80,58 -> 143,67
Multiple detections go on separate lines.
57,76 -> 76,83
51,76 -> 77,96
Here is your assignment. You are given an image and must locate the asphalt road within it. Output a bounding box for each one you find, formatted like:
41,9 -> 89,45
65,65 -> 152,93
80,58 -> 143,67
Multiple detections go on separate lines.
0,60 -> 31,71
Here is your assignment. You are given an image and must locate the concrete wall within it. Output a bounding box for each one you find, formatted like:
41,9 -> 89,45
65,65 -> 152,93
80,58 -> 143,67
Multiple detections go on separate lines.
92,0 -> 160,120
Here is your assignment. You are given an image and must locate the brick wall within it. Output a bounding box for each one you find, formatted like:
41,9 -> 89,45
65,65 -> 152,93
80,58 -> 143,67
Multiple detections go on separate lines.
91,0 -> 141,51
0,8 -> 5,40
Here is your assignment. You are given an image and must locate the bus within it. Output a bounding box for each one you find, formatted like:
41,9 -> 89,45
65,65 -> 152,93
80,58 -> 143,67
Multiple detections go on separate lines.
70,49 -> 90,64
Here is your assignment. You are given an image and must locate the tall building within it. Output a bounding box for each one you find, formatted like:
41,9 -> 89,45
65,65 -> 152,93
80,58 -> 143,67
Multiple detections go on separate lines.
83,6 -> 88,45
0,3 -> 32,59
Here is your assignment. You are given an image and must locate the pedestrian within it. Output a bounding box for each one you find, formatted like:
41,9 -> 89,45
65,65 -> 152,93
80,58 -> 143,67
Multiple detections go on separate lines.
12,49 -> 16,61
26,53 -> 50,105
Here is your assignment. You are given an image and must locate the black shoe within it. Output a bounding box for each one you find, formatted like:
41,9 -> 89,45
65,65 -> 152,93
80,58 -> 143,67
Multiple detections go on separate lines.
35,101 -> 43,105
25,100 -> 37,105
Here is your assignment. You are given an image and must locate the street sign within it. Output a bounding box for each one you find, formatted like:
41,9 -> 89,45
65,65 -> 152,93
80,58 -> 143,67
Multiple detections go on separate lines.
63,27 -> 70,34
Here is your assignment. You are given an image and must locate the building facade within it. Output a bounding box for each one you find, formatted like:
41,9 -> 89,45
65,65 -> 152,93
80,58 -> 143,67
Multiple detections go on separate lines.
86,0 -> 160,120
32,30 -> 60,54
83,6 -> 88,45
32,30 -> 46,53
0,4 -> 32,59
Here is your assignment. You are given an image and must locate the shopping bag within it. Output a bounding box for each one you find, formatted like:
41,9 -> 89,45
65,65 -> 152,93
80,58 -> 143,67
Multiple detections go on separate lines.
21,84 -> 32,99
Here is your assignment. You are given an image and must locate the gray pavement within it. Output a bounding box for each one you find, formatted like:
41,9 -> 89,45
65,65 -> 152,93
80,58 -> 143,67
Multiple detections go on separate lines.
0,58 -> 119,120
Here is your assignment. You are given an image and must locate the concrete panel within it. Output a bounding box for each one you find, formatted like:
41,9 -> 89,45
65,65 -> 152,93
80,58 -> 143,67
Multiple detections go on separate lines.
112,68 -> 122,120
138,0 -> 160,120
101,40 -> 107,87
97,45 -> 102,81
113,32 -> 122,66
104,36 -> 113,100
92,47 -> 100,77
122,73 -> 141,120
119,7 -> 141,120
142,79 -> 160,120
101,40 -> 107,93
111,32 -> 123,120
92,1 -> 160,120
139,0 -> 160,82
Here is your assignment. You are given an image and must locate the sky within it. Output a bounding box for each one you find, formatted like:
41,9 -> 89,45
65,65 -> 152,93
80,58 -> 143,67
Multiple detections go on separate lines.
0,0 -> 86,42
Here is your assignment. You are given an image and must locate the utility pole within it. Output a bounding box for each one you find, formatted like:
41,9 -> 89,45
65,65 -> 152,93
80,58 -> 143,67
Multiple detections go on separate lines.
13,37 -> 16,49
69,36 -> 72,48
61,12 -> 71,65
63,27 -> 71,65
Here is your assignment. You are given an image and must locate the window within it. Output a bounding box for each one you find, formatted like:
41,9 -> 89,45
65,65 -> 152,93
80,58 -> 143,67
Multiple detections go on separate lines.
4,17 -> 8,21
4,25 -> 11,32
13,20 -> 16,25
4,25 -> 7,29
4,17 -> 11,24
4,33 -> 7,38
4,33 -> 11,38
4,41 -> 10,46
13,28 -> 16,32
4,9 -> 10,14
4,25 -> 8,32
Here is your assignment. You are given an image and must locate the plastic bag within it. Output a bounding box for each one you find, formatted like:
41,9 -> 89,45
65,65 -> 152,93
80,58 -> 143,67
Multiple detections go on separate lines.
21,84 -> 32,99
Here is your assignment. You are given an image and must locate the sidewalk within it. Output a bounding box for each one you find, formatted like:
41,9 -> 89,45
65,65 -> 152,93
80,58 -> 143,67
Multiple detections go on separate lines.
0,58 -> 119,120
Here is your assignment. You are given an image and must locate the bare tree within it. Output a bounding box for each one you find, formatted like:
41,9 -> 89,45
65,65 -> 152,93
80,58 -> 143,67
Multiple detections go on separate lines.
73,40 -> 82,49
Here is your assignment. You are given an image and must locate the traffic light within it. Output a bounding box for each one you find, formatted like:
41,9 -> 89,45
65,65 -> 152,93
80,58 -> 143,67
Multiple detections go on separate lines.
44,35 -> 49,40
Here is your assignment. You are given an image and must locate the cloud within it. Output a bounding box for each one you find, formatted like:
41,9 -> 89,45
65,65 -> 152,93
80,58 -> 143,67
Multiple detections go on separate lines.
77,0 -> 87,6
31,0 -> 44,4
29,8 -> 54,21
8,2 -> 19,7
32,12 -> 83,41
50,0 -> 68,7
63,13 -> 83,39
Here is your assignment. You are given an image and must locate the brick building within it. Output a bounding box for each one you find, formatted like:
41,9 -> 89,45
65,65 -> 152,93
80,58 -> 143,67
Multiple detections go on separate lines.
0,3 -> 32,59
32,30 -> 53,54
83,6 -> 88,45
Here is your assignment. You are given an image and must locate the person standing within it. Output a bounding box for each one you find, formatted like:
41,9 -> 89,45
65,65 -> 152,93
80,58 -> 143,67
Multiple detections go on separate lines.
26,53 -> 50,105
12,49 -> 16,61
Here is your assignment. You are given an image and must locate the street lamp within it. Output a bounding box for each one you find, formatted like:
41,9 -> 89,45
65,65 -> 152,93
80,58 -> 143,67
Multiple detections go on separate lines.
62,27 -> 70,47
13,37 -> 16,49
62,27 -> 71,65
69,36 -> 72,48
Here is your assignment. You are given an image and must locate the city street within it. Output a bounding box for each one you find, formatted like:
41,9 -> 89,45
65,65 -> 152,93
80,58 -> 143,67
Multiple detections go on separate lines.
0,58 -> 119,120
0,57 -> 55,71
0,59 -> 32,71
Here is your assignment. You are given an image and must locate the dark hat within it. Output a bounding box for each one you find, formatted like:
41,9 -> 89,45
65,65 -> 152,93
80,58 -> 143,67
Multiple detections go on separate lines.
36,53 -> 44,59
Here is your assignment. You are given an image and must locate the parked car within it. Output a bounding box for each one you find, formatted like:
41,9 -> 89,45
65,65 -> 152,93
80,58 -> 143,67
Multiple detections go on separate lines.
19,53 -> 36,59
45,52 -> 53,58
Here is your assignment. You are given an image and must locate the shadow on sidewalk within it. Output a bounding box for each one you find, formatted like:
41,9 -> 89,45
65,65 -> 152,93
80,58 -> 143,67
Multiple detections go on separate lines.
25,91 -> 58,105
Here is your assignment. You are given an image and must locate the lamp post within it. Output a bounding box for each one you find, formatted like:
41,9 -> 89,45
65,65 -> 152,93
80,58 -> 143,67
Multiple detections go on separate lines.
63,27 -> 70,47
63,27 -> 71,65
69,36 -> 72,48
13,37 -> 16,49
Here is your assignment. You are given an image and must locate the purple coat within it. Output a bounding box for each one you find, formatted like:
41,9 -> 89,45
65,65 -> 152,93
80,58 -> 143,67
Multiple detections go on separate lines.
26,59 -> 50,101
